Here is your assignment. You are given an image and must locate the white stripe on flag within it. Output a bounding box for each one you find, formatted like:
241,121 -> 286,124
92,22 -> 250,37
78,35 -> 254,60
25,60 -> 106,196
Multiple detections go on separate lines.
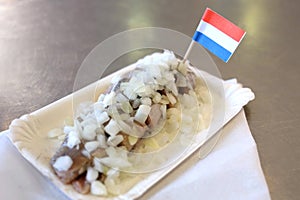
196,20 -> 239,53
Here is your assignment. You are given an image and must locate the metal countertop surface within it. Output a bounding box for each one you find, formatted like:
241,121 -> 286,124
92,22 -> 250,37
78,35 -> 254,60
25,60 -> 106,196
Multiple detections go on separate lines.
0,0 -> 299,199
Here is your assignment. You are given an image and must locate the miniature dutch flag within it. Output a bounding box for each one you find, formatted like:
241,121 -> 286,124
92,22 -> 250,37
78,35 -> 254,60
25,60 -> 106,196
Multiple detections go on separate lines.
193,8 -> 246,62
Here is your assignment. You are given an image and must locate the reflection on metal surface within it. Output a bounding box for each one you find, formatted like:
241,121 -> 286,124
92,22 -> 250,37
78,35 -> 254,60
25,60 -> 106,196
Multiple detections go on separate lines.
128,13 -> 152,29
241,2 -> 264,39
127,4 -> 152,29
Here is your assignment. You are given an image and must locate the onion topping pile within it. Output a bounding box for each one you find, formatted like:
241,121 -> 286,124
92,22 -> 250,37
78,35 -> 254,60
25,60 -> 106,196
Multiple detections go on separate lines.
49,50 -> 208,196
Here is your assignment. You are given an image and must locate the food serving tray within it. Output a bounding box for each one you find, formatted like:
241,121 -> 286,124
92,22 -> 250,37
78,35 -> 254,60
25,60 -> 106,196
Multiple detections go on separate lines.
8,63 -> 254,200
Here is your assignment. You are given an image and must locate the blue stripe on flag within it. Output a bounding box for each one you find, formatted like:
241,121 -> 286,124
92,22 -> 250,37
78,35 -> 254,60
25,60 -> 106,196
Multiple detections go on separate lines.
193,31 -> 232,62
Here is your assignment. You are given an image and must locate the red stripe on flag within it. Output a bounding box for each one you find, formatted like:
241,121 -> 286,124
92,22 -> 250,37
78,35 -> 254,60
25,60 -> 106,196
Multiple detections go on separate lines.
202,8 -> 245,42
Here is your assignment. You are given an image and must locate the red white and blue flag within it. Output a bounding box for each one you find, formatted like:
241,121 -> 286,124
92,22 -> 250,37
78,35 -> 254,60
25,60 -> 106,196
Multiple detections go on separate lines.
193,8 -> 246,62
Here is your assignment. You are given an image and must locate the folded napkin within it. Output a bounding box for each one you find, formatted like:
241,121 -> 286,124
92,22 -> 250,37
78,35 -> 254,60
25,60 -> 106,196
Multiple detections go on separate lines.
144,110 -> 271,200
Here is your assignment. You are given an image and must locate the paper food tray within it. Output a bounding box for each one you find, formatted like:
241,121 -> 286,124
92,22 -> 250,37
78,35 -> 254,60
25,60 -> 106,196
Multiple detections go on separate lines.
8,63 -> 254,200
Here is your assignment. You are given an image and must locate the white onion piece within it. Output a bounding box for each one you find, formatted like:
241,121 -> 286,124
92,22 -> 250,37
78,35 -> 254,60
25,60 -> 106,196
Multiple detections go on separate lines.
105,146 -> 117,157
160,95 -> 169,104
81,124 -> 97,141
116,120 -> 132,135
99,157 -> 131,168
81,149 -> 91,159
166,92 -> 177,105
178,62 -> 188,75
134,105 -> 151,124
141,97 -> 152,106
153,92 -> 162,104
166,81 -> 178,96
98,147 -> 131,169
107,135 -> 124,147
91,181 -> 107,196
86,167 -> 99,183
85,141 -> 100,153
53,156 -> 73,171
95,127 -> 104,135
94,102 -> 105,112
115,93 -> 128,103
175,72 -> 187,87
147,65 -> 161,78
97,134 -> 107,148
81,117 -> 97,128
120,101 -> 133,113
104,119 -> 120,136
103,91 -> 116,106
119,113 -> 130,121
63,126 -> 74,135
132,98 -> 140,109
95,111 -> 110,125
66,131 -> 81,149
93,158 -> 105,173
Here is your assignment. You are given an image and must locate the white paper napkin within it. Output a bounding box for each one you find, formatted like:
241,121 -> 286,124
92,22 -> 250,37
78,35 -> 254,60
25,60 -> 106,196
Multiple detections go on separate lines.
0,109 -> 270,200
143,110 -> 271,200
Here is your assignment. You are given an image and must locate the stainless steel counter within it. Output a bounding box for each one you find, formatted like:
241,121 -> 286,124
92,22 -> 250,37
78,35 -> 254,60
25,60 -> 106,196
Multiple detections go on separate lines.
0,0 -> 299,199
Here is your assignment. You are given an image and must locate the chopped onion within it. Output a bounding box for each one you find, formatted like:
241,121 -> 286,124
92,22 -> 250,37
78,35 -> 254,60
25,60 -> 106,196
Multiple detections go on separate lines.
53,156 -> 73,171
95,111 -> 110,125
178,62 -> 188,75
115,93 -> 128,103
95,127 -> 104,135
104,119 -> 120,136
86,167 -> 99,183
85,141 -> 100,153
107,135 -> 124,147
160,95 -> 169,105
66,131 -> 81,149
153,92 -> 162,104
81,117 -> 97,128
116,120 -> 132,135
132,98 -> 140,109
93,102 -> 105,112
97,134 -> 107,148
166,81 -> 178,96
99,157 -> 131,168
81,149 -> 91,159
141,97 -> 152,106
134,105 -> 151,124
81,124 -> 97,141
63,126 -> 74,135
102,91 -> 116,106
93,158 -> 105,173
91,181 -> 107,196
166,92 -> 177,105
120,101 -> 133,113
175,72 -> 187,87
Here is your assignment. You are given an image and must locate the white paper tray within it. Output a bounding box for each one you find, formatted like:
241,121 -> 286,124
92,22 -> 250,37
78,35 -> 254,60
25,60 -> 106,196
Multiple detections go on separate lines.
7,65 -> 254,200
